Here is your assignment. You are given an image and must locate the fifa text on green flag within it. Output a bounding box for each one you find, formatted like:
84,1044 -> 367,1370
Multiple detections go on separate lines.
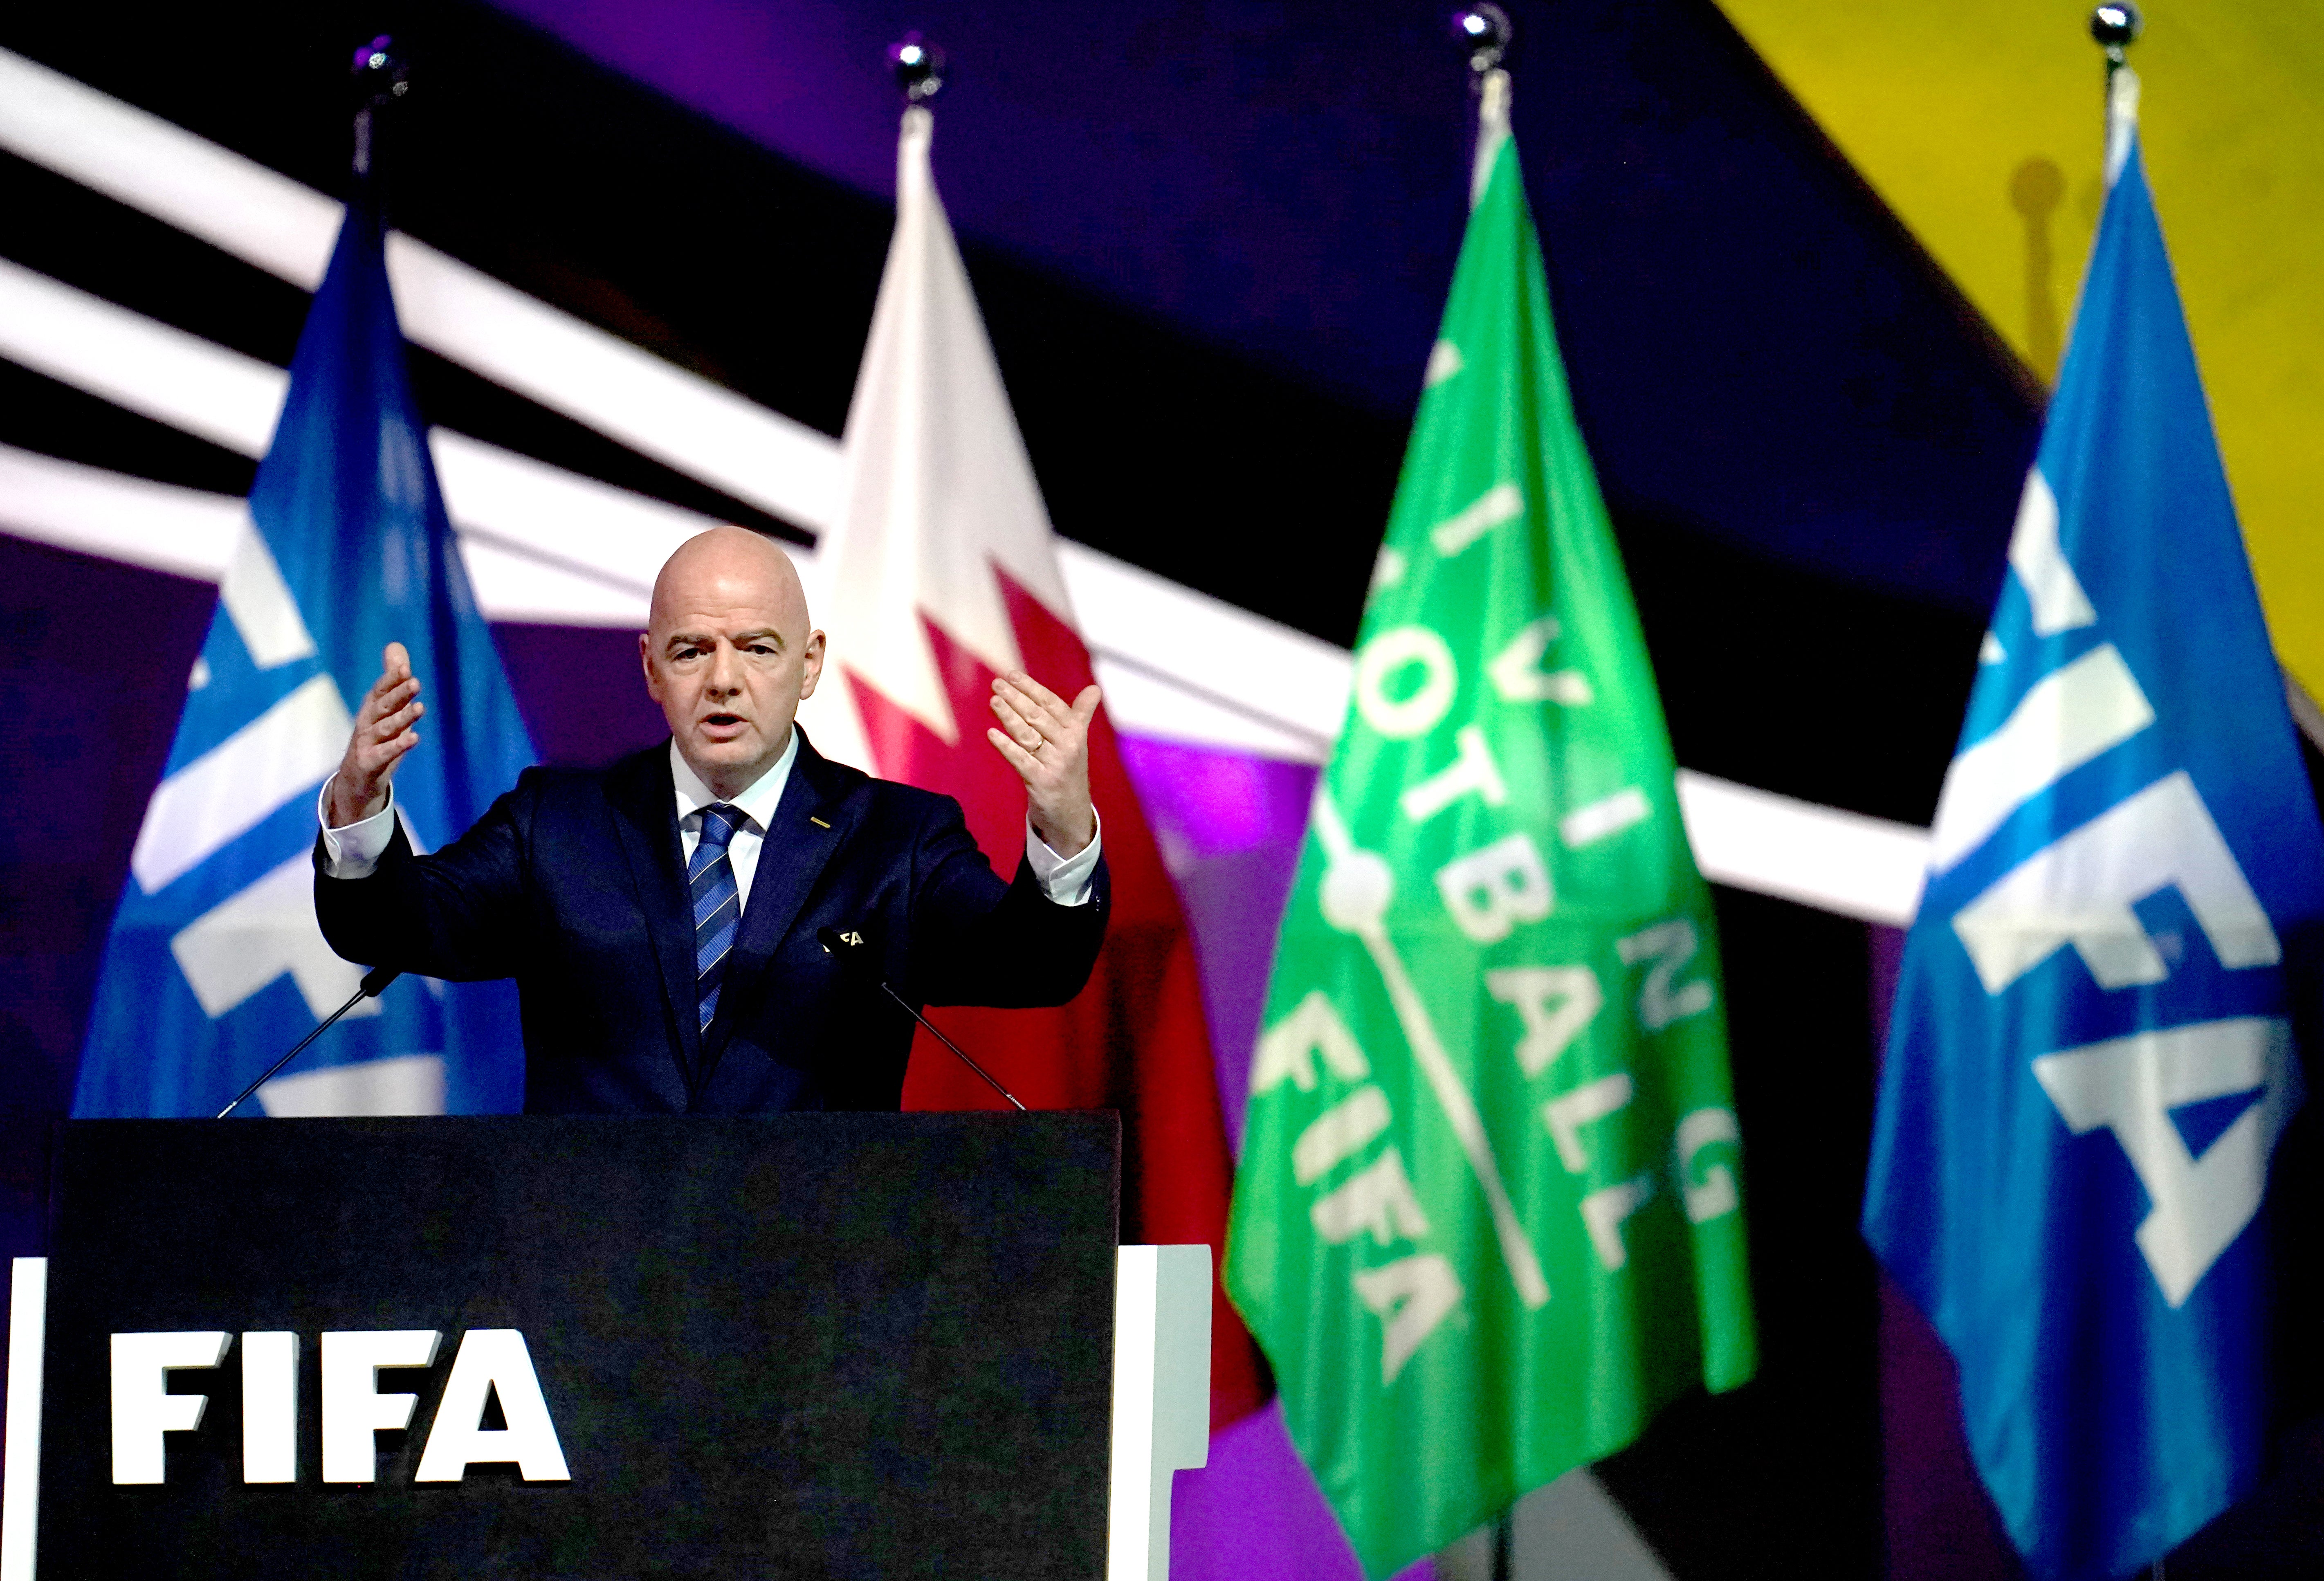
1225,82 -> 1757,1579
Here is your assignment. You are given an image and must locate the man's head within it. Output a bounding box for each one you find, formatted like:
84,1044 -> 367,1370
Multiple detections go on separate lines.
640,527 -> 825,799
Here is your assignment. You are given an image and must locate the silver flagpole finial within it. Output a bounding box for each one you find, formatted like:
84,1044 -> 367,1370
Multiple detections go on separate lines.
1453,4 -> 1513,80
2090,4 -> 2142,70
890,33 -> 946,105
1455,5 -> 1513,204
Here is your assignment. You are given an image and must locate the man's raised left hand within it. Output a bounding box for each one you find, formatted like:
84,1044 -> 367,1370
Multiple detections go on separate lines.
986,670 -> 1101,858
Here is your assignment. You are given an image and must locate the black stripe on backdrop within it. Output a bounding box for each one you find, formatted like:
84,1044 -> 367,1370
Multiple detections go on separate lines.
0,144 -> 810,540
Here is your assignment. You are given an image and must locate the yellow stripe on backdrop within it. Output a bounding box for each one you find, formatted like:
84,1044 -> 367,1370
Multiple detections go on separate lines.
1714,1 -> 2324,698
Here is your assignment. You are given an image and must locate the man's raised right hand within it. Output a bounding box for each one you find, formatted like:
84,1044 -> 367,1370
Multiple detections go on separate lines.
326,642 -> 425,829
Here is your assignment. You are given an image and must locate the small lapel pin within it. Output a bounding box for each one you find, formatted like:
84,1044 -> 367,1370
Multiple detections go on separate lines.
809,815 -> 831,829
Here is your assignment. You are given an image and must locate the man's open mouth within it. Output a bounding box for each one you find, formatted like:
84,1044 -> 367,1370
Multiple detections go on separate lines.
703,713 -> 745,729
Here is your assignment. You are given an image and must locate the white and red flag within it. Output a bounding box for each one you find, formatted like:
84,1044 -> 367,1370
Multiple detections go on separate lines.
798,102 -> 1266,1426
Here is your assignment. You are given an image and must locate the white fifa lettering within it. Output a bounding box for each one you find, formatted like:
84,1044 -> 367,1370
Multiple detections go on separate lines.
241,1332 -> 299,1483
1292,1085 -> 1392,1185
321,1329 -> 442,1483
2005,468 -> 2095,637
2032,1017 -> 2297,1307
1953,772 -> 2278,995
1311,1148 -> 1432,1246
110,1331 -> 230,1484
1351,1254 -> 1464,1385
1251,991 -> 1371,1094
414,1329 -> 571,1482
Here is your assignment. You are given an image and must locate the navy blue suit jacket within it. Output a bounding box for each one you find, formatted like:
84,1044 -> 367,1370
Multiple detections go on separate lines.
313,732 -> 1109,1113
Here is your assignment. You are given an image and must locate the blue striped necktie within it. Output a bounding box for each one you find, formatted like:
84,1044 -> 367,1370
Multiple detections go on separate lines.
690,803 -> 747,1032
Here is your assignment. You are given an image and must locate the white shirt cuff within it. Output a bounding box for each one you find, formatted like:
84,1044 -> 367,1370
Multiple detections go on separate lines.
1025,811 -> 1102,907
317,777 -> 398,879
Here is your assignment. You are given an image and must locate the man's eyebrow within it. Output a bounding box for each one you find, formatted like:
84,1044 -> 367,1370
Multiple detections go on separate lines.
662,628 -> 786,652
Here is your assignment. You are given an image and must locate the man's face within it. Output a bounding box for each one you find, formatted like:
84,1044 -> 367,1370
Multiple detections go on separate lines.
640,535 -> 825,795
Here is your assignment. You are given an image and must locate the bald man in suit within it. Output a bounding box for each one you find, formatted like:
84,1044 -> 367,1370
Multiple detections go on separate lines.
315,526 -> 1109,1112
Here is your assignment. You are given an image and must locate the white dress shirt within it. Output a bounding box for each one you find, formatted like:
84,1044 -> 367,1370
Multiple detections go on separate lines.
318,731 -> 1102,909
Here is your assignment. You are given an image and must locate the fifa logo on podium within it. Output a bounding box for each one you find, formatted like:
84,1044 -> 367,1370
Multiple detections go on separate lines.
109,1328 -> 570,1486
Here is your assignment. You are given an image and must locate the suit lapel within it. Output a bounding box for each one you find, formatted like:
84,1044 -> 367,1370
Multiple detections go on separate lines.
605,746 -> 704,1087
697,732 -> 862,1089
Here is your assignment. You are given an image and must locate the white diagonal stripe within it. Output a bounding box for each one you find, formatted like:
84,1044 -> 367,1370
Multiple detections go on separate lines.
1674,772 -> 1929,928
0,50 -> 338,284
131,673 -> 352,894
0,257 -> 283,454
0,442 -> 243,579
0,46 -> 841,532
0,261 -> 717,576
382,235 -> 840,530
0,442 -> 666,629
1928,643 -> 2153,872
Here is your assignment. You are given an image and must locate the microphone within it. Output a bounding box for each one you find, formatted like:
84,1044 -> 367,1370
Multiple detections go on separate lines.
817,925 -> 1026,1111
216,964 -> 402,1119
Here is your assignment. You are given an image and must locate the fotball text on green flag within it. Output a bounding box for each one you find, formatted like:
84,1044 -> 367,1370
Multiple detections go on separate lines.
1226,82 -> 1756,1580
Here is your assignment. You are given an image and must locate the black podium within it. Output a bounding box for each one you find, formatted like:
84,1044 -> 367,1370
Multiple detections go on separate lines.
0,1112 -> 1211,1581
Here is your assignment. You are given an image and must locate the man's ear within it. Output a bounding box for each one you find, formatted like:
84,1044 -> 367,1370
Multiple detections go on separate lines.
797,629 -> 827,700
638,631 -> 663,704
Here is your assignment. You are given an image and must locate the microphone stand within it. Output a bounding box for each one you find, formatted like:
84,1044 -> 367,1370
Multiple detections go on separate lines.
874,981 -> 1027,1112
216,965 -> 402,1119
818,926 -> 1026,1110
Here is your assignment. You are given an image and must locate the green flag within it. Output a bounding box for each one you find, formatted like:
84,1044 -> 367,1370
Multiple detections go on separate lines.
1225,75 -> 1757,1579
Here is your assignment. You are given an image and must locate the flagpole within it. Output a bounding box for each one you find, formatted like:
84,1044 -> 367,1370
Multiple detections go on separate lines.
1456,2 -> 1513,209
2090,3 -> 2142,184
349,34 -> 409,181
1456,21 -> 1519,1580
2091,14 -> 2161,1573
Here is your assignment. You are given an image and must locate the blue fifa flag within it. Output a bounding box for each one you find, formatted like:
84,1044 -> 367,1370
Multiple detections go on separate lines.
74,193 -> 535,1119
1863,111 -> 2324,1581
